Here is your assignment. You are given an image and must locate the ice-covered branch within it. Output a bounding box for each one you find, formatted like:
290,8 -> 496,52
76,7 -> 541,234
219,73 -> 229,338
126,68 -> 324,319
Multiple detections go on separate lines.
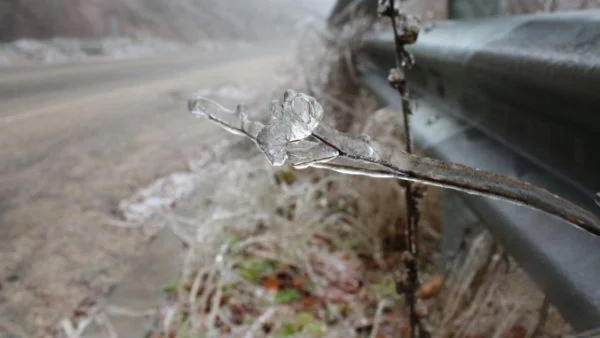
188,90 -> 600,236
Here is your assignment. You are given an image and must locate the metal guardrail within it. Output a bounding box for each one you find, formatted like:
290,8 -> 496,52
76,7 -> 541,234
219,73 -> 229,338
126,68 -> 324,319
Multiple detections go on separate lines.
364,11 -> 600,195
359,62 -> 600,332
329,1 -> 600,332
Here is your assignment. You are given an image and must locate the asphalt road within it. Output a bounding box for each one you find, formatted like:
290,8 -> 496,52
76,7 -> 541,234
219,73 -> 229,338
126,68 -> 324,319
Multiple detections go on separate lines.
0,40 -> 289,336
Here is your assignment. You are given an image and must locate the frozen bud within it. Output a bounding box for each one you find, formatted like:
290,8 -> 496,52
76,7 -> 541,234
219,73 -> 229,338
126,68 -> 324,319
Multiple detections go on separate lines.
377,0 -> 394,17
388,67 -> 406,89
401,50 -> 416,69
412,182 -> 428,198
396,14 -> 420,45
256,90 -> 325,166
415,301 -> 429,318
396,279 -> 410,294
280,89 -> 324,141
401,251 -> 415,263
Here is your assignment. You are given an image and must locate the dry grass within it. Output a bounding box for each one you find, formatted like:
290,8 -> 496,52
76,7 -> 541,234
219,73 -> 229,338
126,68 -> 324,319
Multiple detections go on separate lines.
143,14 -> 577,338
148,144 -> 443,337
431,231 -> 572,337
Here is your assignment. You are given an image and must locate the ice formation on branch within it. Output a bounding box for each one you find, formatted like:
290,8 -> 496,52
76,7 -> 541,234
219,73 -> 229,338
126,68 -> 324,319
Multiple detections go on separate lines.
188,90 -> 600,236
256,90 -> 328,166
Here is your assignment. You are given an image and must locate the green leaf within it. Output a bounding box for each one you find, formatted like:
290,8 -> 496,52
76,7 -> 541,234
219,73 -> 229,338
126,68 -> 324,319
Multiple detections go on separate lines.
274,288 -> 300,304
274,169 -> 296,186
224,230 -> 241,247
295,311 -> 316,325
292,311 -> 327,336
238,259 -> 279,284
277,323 -> 297,337
304,322 -> 327,336
371,275 -> 398,299
162,282 -> 179,294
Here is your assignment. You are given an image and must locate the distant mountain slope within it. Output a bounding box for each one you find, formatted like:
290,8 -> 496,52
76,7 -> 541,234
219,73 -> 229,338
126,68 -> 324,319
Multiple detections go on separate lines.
0,0 -> 313,43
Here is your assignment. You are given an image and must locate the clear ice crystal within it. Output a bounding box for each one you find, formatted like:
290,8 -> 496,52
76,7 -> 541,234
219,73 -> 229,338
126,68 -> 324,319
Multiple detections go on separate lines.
188,96 -> 264,139
286,139 -> 339,169
313,124 -> 381,161
595,192 -> 600,207
257,89 -> 324,166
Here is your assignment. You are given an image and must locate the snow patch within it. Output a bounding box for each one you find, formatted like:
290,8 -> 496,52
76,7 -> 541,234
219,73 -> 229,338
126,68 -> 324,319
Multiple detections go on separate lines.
0,37 -> 252,67
194,84 -> 257,103
0,37 -> 181,67
118,172 -> 199,223
117,140 -> 233,223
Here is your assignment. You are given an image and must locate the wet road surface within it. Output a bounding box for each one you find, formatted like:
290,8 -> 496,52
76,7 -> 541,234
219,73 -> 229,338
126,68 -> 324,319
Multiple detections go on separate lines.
0,40 -> 289,336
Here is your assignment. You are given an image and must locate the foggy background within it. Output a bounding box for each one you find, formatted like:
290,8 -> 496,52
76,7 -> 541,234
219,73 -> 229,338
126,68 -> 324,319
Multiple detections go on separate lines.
1,1 -> 599,337
2,0 -> 596,44
0,0 -> 337,43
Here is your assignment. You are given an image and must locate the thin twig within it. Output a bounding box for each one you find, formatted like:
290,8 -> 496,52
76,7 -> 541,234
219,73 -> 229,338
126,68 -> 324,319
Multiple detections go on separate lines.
105,305 -> 156,318
244,308 -> 276,338
188,96 -> 600,236
378,0 -> 426,336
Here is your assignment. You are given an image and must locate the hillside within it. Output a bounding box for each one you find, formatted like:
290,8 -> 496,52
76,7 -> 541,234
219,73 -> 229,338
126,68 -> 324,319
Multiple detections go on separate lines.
0,0 -> 314,43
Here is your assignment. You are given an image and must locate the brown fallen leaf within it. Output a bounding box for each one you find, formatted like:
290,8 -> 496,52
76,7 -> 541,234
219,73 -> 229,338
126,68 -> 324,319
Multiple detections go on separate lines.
230,303 -> 259,325
311,232 -> 336,250
332,279 -> 363,294
291,275 -> 306,288
504,324 -> 527,338
293,296 -> 322,311
357,252 -> 380,270
261,275 -> 280,292
417,275 -> 445,300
